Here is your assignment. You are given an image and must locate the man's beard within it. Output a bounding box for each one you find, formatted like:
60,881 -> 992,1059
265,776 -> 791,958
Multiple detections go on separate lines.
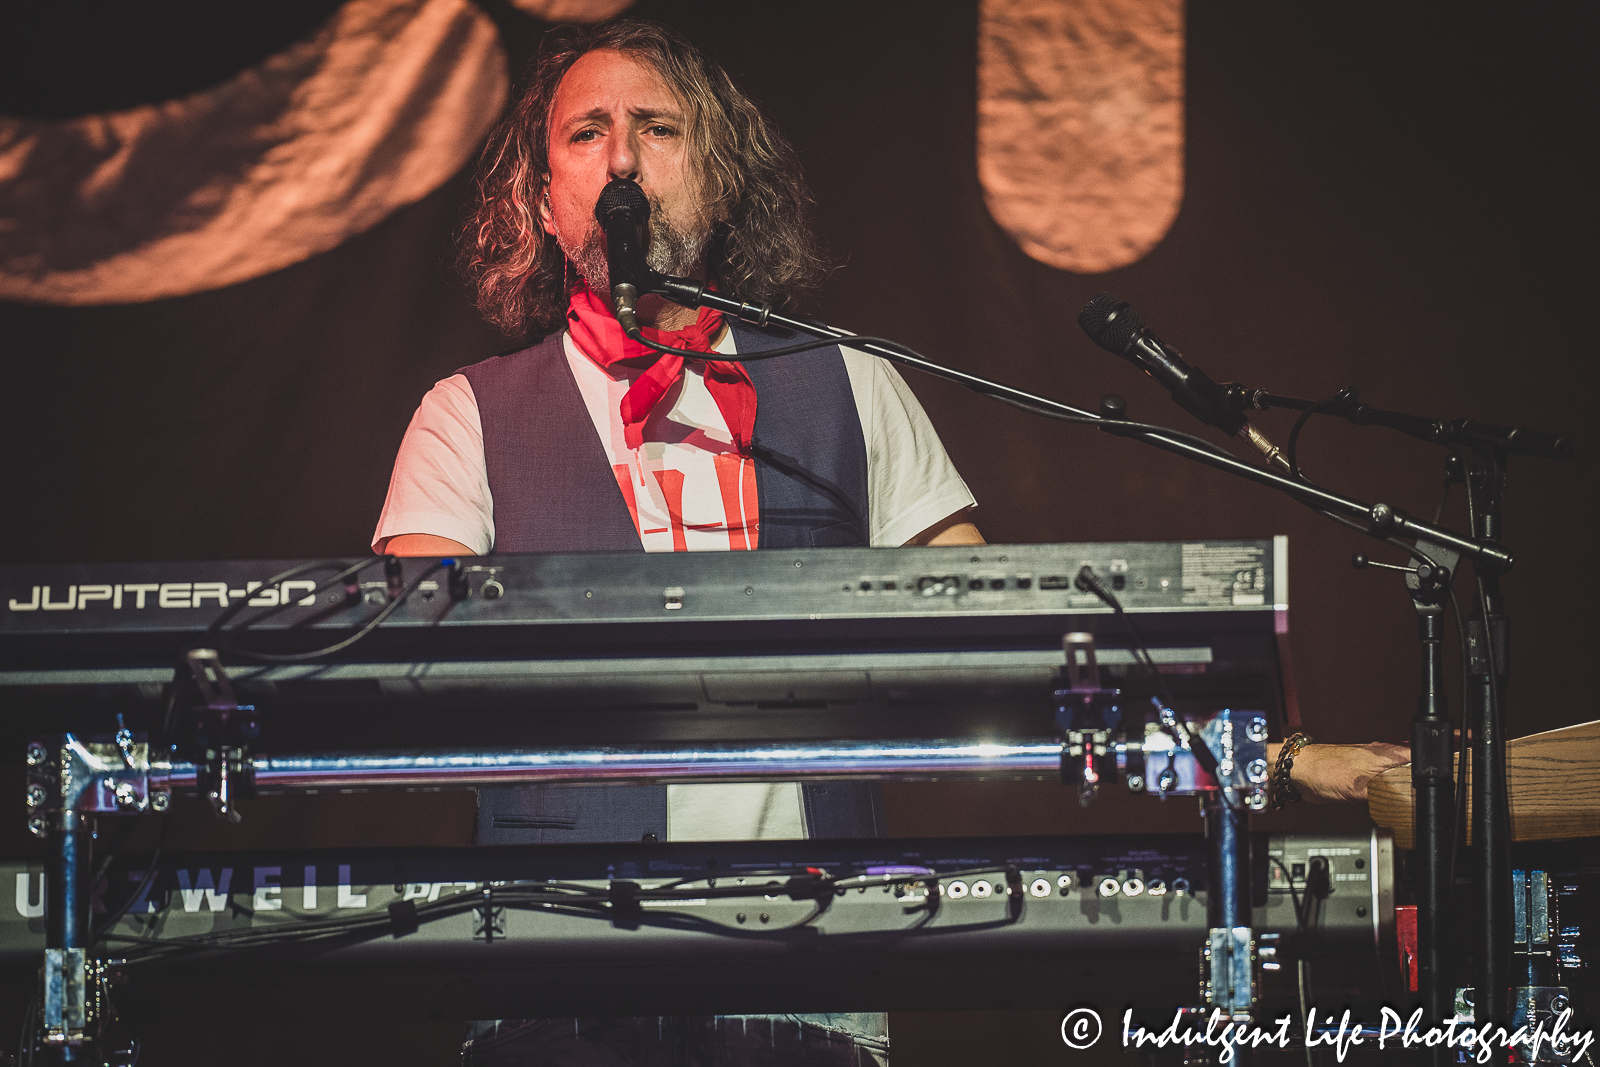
561,195 -> 710,296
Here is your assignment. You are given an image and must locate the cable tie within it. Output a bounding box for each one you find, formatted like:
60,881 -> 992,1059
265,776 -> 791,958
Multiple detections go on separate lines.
784,873 -> 832,901
607,880 -> 643,916
387,899 -> 419,937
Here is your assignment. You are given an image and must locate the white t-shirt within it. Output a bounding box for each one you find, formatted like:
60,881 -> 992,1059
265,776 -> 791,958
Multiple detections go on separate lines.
374,328 -> 974,554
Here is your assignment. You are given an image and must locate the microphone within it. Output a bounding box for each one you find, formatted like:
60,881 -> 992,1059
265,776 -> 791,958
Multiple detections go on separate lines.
593,178 -> 781,333
593,178 -> 656,334
1078,293 -> 1291,472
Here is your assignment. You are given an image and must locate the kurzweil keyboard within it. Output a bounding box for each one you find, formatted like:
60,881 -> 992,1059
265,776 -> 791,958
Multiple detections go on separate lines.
0,540 -> 1294,745
0,831 -> 1386,1015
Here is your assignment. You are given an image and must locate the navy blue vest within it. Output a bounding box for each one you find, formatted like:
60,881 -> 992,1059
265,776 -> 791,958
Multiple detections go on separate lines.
459,320 -> 881,844
459,318 -> 870,553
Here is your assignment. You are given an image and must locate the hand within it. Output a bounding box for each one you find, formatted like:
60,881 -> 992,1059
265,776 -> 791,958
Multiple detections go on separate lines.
1271,742 -> 1411,803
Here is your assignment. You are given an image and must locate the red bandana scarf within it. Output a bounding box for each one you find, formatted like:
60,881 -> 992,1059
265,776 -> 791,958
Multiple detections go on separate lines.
565,285 -> 756,454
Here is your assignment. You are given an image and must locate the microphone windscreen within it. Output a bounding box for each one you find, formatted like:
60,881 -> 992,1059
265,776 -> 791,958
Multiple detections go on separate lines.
595,177 -> 649,224
1078,292 -> 1144,355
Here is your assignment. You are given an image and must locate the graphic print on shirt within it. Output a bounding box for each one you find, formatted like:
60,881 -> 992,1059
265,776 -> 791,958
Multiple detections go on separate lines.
712,452 -> 758,552
573,342 -> 758,553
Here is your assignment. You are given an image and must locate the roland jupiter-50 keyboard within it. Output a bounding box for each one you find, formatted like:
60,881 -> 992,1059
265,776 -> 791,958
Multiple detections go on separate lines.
0,540 -> 1295,745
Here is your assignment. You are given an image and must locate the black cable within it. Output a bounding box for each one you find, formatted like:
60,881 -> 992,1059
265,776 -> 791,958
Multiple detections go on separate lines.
158,678 -> 183,749
1068,565 -> 1253,819
89,814 -> 141,898
1447,586 -> 1471,899
108,864 -> 1024,964
204,558 -> 377,638
93,814 -> 171,944
1269,848 -> 1320,1032
1432,478 -> 1453,526
1286,393 -> 1350,486
626,326 -> 885,363
1472,567 -> 1514,895
152,558 -> 444,827
114,999 -> 142,1067
105,898 -> 474,960
525,896 -> 836,935
223,560 -> 447,664
1269,856 -> 1305,925
115,894 -> 653,962
1069,567 -> 1176,706
17,987 -> 37,1067
160,557 -> 390,735
1293,857 -> 1334,1067
1461,455 -> 1513,898
1300,955 -> 1318,1067
499,894 -> 842,937
111,882 -> 697,958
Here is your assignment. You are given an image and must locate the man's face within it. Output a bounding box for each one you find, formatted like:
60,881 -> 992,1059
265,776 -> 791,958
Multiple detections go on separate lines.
539,48 -> 712,295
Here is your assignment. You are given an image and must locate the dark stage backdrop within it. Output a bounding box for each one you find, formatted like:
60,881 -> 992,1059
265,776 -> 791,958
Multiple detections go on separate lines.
1,1 -> 1595,1062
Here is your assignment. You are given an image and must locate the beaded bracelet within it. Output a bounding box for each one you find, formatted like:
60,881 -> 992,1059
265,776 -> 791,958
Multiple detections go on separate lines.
1272,733 -> 1313,809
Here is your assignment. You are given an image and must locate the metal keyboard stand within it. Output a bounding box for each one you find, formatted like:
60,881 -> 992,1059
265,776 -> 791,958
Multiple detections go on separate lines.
24,729 -> 1271,1050
25,732 -> 163,1058
1198,713 -> 1268,1041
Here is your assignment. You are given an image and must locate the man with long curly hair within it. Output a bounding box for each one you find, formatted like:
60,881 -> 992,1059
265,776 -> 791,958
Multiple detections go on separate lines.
375,19 -> 980,562
372,17 -> 979,1066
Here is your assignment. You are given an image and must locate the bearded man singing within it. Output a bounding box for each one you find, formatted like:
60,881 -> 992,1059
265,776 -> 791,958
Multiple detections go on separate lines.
375,21 -> 981,562
373,17 -> 978,1066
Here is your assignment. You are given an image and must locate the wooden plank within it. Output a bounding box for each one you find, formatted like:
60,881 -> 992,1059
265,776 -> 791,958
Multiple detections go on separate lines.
1367,720 -> 1600,848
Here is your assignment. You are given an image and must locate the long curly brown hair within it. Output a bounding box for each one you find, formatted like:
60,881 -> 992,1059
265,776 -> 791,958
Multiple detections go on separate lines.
459,19 -> 830,340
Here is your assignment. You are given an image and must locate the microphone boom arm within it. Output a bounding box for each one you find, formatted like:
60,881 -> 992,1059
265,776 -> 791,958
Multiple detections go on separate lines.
636,274 -> 1512,573
1223,384 -> 1573,460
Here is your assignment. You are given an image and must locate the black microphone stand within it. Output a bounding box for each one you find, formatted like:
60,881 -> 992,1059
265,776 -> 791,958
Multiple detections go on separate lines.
1406,543 -> 1460,1049
1463,443 -> 1515,1034
1355,539 -> 1459,1058
1223,384 -> 1571,1035
1222,384 -> 1573,461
